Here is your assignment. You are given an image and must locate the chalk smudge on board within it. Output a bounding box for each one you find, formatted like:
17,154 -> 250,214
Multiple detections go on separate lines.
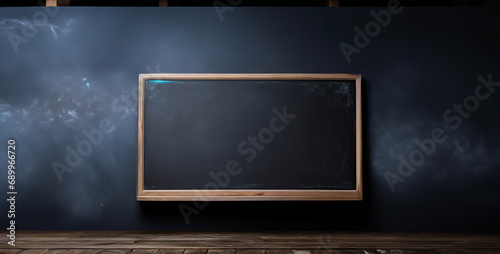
300,82 -> 352,107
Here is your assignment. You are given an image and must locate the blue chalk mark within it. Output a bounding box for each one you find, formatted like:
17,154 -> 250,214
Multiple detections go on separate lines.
149,80 -> 176,84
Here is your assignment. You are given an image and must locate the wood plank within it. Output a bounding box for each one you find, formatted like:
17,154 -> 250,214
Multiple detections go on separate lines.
45,250 -> 103,254
310,249 -> 342,254
159,0 -> 168,6
46,0 -> 57,6
18,250 -> 49,254
0,249 -> 24,254
98,250 -> 133,254
138,73 -> 360,81
336,251 -> 364,254
208,249 -> 236,254
295,250 -> 349,254
137,74 -> 145,198
131,250 -> 161,254
235,250 -> 266,254
267,250 -> 294,254
184,250 -> 207,254
6,231 -> 500,250
434,249 -> 500,254
291,251 -> 311,254
158,250 -> 185,254
7,249 -> 500,254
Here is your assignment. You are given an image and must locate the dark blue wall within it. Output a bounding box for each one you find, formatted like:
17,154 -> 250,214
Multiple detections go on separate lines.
0,7 -> 499,231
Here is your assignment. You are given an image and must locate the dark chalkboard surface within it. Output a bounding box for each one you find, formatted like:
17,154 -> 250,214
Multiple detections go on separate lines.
137,74 -> 362,201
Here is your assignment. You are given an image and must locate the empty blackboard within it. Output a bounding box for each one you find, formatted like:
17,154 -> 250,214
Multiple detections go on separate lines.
137,74 -> 362,201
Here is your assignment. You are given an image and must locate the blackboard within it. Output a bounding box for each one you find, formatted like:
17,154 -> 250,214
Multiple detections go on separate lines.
137,74 -> 362,201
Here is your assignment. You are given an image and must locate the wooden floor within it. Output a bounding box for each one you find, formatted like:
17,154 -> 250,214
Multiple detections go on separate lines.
1,231 -> 500,254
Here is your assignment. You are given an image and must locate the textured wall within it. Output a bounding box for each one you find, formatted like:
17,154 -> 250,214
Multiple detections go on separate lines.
0,7 -> 499,231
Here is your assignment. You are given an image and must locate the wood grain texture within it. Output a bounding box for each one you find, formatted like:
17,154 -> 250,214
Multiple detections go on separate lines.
137,74 -> 145,198
137,190 -> 362,201
48,250 -> 104,254
309,250 -> 341,254
18,250 -> 49,254
267,250 -> 294,254
137,73 -> 362,201
184,249 -> 208,254
3,231 -> 500,250
5,250 -> 499,254
130,249 -> 160,254
46,0 -> 57,6
138,73 -> 360,81
158,250 -> 185,254
355,74 -> 362,200
208,249 -> 236,254
235,250 -> 266,254
0,249 -> 24,254
98,250 -> 133,254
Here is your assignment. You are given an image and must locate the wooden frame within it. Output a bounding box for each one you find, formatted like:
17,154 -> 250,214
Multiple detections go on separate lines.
46,0 -> 58,6
46,0 -> 167,6
137,74 -> 362,201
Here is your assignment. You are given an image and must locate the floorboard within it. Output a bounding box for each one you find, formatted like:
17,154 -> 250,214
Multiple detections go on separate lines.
0,232 -> 499,254
0,249 -> 24,254
130,250 -> 159,254
235,250 -> 266,254
158,249 -> 185,254
207,249 -> 236,254
2,248 -> 500,254
184,249 -> 208,254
